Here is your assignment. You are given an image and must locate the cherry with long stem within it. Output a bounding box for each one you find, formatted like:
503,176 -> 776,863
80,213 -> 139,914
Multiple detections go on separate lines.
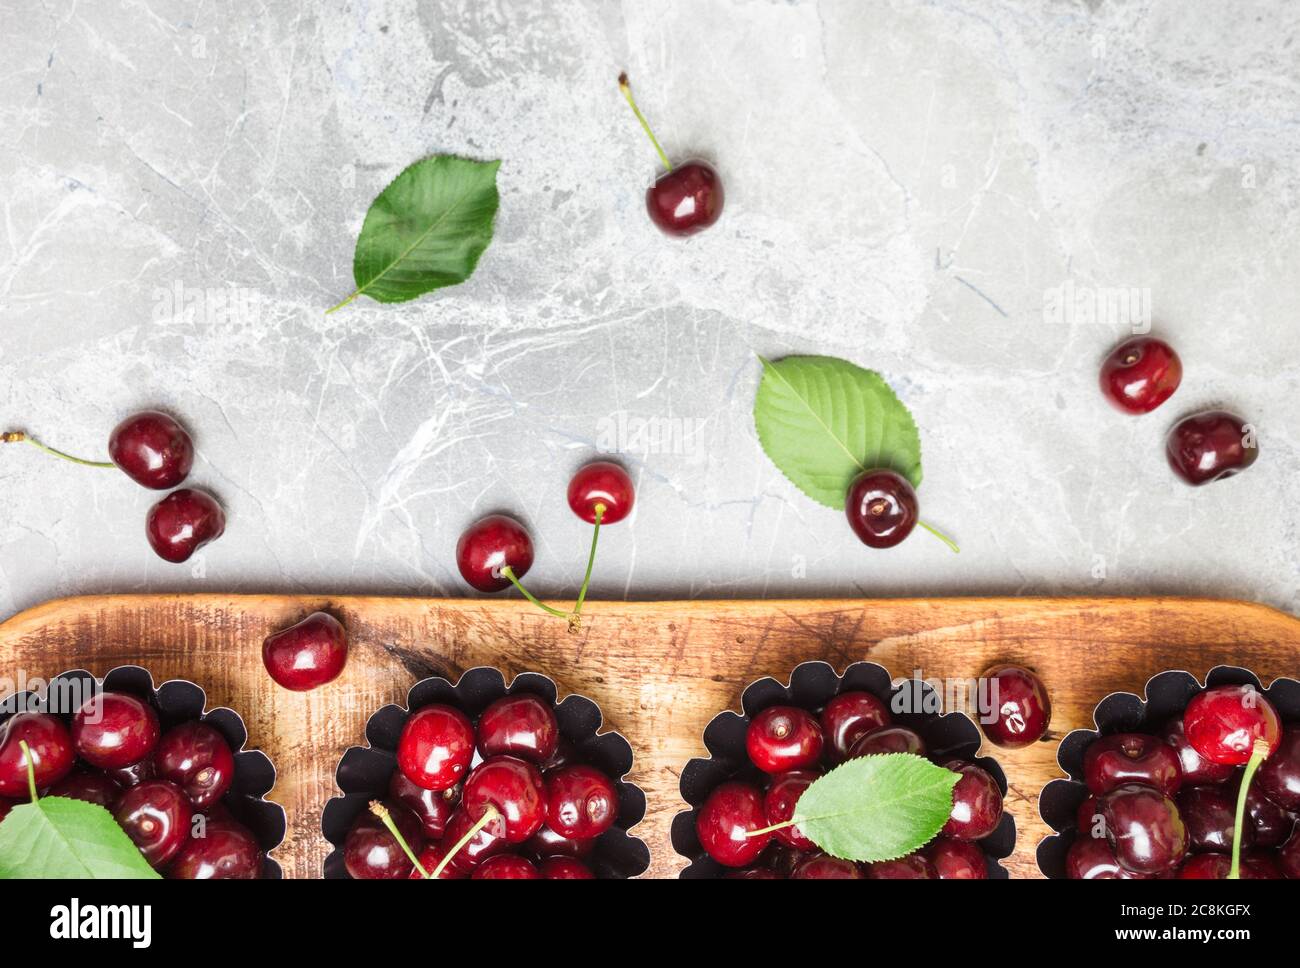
618,73 -> 671,171
1229,738 -> 1273,879
500,567 -> 570,621
2,432 -> 114,469
568,503 -> 605,632
369,801 -> 428,878
431,805 -> 501,879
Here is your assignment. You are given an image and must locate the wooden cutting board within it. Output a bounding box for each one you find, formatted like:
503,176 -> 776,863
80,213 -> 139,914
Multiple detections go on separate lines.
1,594 -> 1297,879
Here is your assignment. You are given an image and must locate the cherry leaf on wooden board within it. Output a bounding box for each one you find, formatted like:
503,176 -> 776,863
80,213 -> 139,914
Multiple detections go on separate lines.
753,355 -> 922,509
791,753 -> 958,863
0,796 -> 160,879
329,155 -> 501,312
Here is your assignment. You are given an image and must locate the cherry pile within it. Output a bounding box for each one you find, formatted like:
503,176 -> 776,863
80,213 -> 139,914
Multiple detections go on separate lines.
1066,683 -> 1298,879
694,694 -> 1005,878
3,410 -> 225,562
0,691 -> 265,878
343,692 -> 622,879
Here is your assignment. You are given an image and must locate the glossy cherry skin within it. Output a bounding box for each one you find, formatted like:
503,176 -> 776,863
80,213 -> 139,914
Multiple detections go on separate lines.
1281,830 -> 1300,879
153,721 -> 234,810
1097,783 -> 1189,875
941,760 -> 1004,841
1160,717 -> 1235,786
108,411 -> 194,490
545,765 -> 618,840
476,694 -> 559,764
114,780 -> 194,868
1083,733 -> 1183,797
261,611 -> 348,692
472,854 -> 541,879
646,161 -> 724,237
71,691 -> 160,770
343,801 -> 424,879
792,854 -> 865,879
1232,772 -> 1295,848
408,842 -> 469,879
567,461 -> 635,524
695,781 -> 770,868
925,836 -> 988,879
1178,852 -> 1283,880
47,770 -> 121,808
1099,337 -> 1182,414
461,755 -> 546,843
0,712 -> 75,797
1183,684 -> 1282,765
746,705 -> 824,773
848,724 -> 926,759
146,488 -> 226,563
1066,834 -> 1154,880
819,691 -> 891,763
108,758 -> 155,788
455,514 -> 534,593
1177,785 -> 1251,853
866,852 -> 937,879
1076,794 -> 1103,836
845,469 -> 917,549
168,822 -> 262,879
1257,727 -> 1300,811
539,856 -> 596,879
396,704 -> 475,791
439,806 -> 508,873
1166,410 -> 1258,486
525,824 -> 596,860
389,770 -> 459,840
763,770 -> 818,851
980,665 -> 1052,749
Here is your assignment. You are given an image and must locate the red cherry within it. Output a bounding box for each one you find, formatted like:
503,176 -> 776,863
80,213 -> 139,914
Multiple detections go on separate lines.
472,854 -> 541,879
47,770 -> 121,808
145,488 -> 225,563
168,821 -> 262,879
1166,410 -> 1259,486
1160,717 -> 1235,786
544,765 -> 618,840
941,760 -> 1004,841
1183,684 -> 1282,766
261,611 -> 349,691
845,469 -> 918,549
1257,727 -> 1300,811
1083,733 -> 1183,797
1099,337 -> 1182,414
1066,834 -> 1154,879
343,801 -> 423,879
153,721 -> 235,809
72,691 -> 160,770
695,781 -> 770,868
396,704 -> 475,791
925,836 -> 988,879
0,712 -> 75,796
108,410 -> 195,489
389,769 -> 459,840
460,755 -> 546,844
866,852 -> 937,879
524,824 -> 596,860
792,854 -> 865,878
476,694 -> 559,764
848,724 -> 927,759
979,664 -> 1052,749
745,705 -> 824,773
762,769 -> 818,851
438,807 -> 508,874
114,780 -> 194,868
567,461 -> 635,524
819,691 -> 891,763
455,514 -> 534,592
645,162 -> 724,237
539,856 -> 596,879
408,842 -> 469,879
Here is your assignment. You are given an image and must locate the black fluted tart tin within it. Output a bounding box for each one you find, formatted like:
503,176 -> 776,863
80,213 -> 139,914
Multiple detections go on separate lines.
1036,665 -> 1300,878
0,665 -> 286,877
671,659 -> 1017,878
321,666 -> 650,878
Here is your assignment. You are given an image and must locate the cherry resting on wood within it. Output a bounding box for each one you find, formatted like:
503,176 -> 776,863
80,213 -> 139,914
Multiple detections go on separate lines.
261,611 -> 349,692
979,664 -> 1051,749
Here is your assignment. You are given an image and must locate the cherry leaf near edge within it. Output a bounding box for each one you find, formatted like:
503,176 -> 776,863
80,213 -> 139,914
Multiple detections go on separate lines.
0,796 -> 160,879
791,753 -> 959,863
753,355 -> 922,510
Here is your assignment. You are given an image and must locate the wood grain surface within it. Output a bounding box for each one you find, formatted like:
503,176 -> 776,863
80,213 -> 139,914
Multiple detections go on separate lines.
1,594 -> 1297,879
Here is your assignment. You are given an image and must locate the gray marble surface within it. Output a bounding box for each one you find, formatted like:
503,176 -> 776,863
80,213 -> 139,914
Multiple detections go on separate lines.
1,0 -> 1298,624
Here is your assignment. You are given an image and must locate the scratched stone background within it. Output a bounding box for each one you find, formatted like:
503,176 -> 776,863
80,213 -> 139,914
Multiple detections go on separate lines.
1,0 -> 1298,623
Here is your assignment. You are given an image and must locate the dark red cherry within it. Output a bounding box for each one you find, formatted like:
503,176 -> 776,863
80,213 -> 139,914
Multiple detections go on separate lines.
146,488 -> 225,563
476,694 -> 559,764
1281,830 -> 1300,879
108,411 -> 195,489
439,806 -> 508,873
695,781 -> 770,868
388,770 -> 459,840
792,854 -> 864,879
455,514 -> 534,592
745,706 -> 824,773
539,856 -> 596,879
168,821 -> 262,879
343,801 -> 423,879
726,866 -> 784,879
979,664 -> 1051,748
567,461 -> 635,524
1179,852 -> 1283,880
1097,783 -> 1189,875
544,765 -> 618,840
845,469 -> 917,549
1232,772 -> 1295,848
539,737 -> 579,772
472,854 -> 541,879
866,852 -> 937,879
1183,684 -> 1282,765
848,724 -> 926,759
461,755 -> 546,843
646,162 -> 724,237
925,836 -> 988,879
1099,337 -> 1182,414
114,780 -> 194,868
525,823 -> 596,860
71,691 -> 160,771
1257,727 -> 1300,811
1160,717 -> 1235,786
1076,794 -> 1103,835
408,842 -> 469,879
0,799 -> 16,822
396,703 -> 475,791
762,770 -> 818,851
762,842 -> 803,877
153,721 -> 234,809
1176,785 -> 1251,853
819,691 -> 891,763
1166,410 -> 1258,486
1241,853 -> 1286,879
1083,733 -> 1183,797
261,611 -> 348,691
108,758 -> 155,788
0,712 -> 75,796
47,770 -> 121,808
1066,834 -> 1153,880
941,760 -> 1004,841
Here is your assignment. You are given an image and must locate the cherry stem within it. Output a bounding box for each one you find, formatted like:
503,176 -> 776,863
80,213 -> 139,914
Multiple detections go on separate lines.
2,431 -> 114,469
744,817 -> 800,838
918,520 -> 960,554
618,73 -> 672,172
499,566 -> 571,620
432,804 -> 501,880
1228,737 -> 1272,880
568,504 -> 605,633
369,801 -> 428,878
19,741 -> 39,802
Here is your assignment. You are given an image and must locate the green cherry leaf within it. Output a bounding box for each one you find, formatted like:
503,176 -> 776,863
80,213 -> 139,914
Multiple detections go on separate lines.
791,753 -> 959,863
753,355 -> 922,510
330,155 -> 501,312
0,796 -> 161,879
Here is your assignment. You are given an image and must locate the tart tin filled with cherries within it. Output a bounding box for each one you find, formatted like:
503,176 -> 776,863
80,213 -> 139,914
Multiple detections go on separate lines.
1038,666 -> 1299,880
323,667 -> 649,879
0,666 -> 285,878
672,660 -> 1017,879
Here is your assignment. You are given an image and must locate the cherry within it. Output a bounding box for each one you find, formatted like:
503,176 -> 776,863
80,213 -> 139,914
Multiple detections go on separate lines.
71,691 -> 160,770
472,854 -> 541,880
1179,852 -> 1283,880
1076,794 -> 1103,835
0,712 -> 75,796
1097,783 -> 1189,875
1183,684 -> 1282,766
1166,410 -> 1259,486
261,611 -> 349,692
845,469 -> 917,549
344,800 -> 424,879
146,488 -> 225,563
1232,773 -> 1295,848
544,765 -> 618,840
941,760 -> 1004,841
1281,830 -> 1300,879
0,799 -> 15,823
695,781 -> 770,868
746,706 -> 824,773
1160,717 -> 1235,786
1099,337 -> 1182,414
762,770 -> 818,851
389,770 -> 459,840
567,461 -> 635,525
726,866 -> 784,879
1083,733 -> 1183,797
108,758 -> 155,788
476,694 -> 559,764
979,664 -> 1052,749
1257,727 -> 1300,811
819,691 -> 891,763
1066,834 -> 1153,880
47,770 -> 121,808
525,824 -> 596,860
153,721 -> 235,809
439,807 -> 509,873
792,854 -> 865,879
396,703 -> 475,791
168,822 -> 262,879
539,856 -> 596,879
108,411 -> 195,489
865,852 -> 937,879
848,724 -> 926,759
114,780 -> 194,868
408,842 -> 469,879
540,737 -> 579,772
455,514 -> 534,593
925,836 -> 988,879
461,755 -> 546,843
1177,785 -> 1252,854
1240,853 -> 1285,879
